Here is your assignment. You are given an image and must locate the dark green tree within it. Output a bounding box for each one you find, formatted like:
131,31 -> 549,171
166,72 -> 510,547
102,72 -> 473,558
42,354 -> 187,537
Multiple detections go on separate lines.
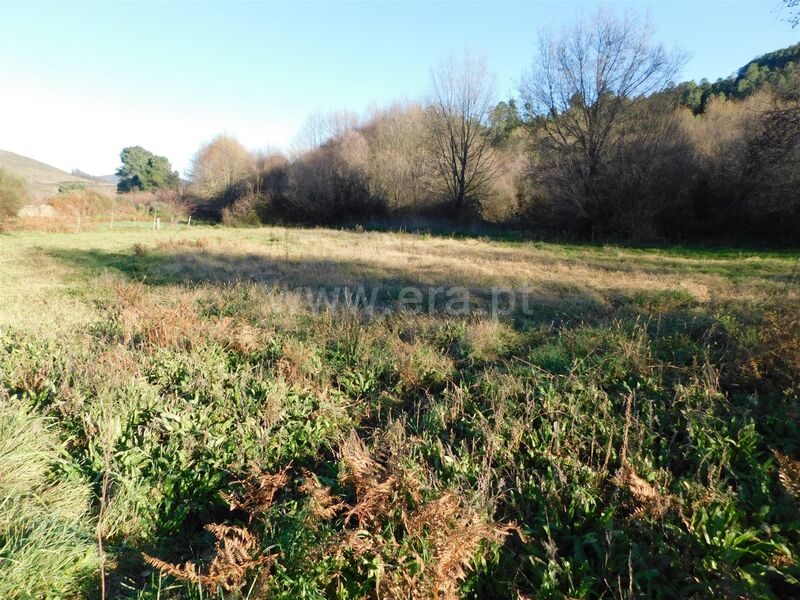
116,146 -> 179,193
489,100 -> 522,142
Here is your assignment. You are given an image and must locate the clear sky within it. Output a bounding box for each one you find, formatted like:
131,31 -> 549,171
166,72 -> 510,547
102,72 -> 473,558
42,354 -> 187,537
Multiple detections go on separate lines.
1,0 -> 797,176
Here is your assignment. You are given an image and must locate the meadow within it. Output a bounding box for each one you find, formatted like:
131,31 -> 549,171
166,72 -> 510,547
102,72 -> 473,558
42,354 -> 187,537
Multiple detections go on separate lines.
1,223 -> 798,599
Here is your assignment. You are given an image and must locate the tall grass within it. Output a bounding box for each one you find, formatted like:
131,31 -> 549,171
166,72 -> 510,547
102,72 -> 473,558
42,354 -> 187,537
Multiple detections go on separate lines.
0,401 -> 98,598
0,226 -> 798,597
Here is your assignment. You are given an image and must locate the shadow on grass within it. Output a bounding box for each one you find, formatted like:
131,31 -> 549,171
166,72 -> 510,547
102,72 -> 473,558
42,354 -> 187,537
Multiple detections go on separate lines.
340,217 -> 800,258
45,240 -> 793,329
45,245 -> 630,325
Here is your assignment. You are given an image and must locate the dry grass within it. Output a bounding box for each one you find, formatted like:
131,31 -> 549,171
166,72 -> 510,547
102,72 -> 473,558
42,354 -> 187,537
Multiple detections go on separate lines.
774,451 -> 800,500
299,469 -> 346,522
0,225 -> 797,341
745,308 -> 800,388
221,465 -> 289,521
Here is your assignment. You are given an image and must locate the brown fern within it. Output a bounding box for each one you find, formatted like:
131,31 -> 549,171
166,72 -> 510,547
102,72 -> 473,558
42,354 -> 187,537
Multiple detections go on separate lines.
221,464 -> 288,520
143,524 -> 273,593
300,469 -> 346,522
774,450 -> 800,499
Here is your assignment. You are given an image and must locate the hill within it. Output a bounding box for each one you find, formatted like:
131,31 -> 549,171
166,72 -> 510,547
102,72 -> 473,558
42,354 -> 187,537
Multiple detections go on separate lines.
680,42 -> 800,113
71,168 -> 120,185
0,149 -> 117,199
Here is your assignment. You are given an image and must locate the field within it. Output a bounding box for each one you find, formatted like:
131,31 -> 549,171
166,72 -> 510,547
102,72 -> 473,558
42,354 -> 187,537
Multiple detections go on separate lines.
1,224 -> 798,599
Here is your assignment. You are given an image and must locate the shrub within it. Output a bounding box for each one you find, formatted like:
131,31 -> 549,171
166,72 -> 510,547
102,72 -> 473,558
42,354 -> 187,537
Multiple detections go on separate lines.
221,192 -> 264,227
0,168 -> 28,230
48,189 -> 114,232
285,138 -> 380,224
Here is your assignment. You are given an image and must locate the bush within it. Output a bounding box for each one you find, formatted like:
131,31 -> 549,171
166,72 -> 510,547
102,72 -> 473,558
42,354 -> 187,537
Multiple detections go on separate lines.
221,192 -> 264,226
0,168 -> 28,230
47,189 -> 115,232
284,137 -> 381,224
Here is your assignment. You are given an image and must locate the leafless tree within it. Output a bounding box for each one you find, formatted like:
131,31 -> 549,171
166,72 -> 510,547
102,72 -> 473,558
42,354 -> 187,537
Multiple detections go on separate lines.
783,0 -> 799,27
363,103 -> 432,212
428,52 -> 498,216
190,134 -> 253,201
293,110 -> 360,154
155,179 -> 194,223
519,10 -> 685,221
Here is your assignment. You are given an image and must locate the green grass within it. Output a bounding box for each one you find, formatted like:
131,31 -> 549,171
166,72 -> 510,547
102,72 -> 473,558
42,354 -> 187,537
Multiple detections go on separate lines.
0,224 -> 798,598
0,400 -> 98,598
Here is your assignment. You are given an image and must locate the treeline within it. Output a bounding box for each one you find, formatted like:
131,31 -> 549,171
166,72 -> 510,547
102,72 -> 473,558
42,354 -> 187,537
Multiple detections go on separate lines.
159,12 -> 800,243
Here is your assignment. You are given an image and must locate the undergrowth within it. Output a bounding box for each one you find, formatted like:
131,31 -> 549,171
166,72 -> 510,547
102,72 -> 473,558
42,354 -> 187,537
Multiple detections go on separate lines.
1,268 -> 798,598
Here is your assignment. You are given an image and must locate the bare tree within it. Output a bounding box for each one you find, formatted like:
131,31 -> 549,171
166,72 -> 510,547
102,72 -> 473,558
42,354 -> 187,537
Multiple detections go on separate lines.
363,102 -> 432,212
155,179 -> 194,223
292,110 -> 360,154
783,0 -> 799,27
428,52 -> 498,216
190,134 -> 253,201
520,10 -> 685,221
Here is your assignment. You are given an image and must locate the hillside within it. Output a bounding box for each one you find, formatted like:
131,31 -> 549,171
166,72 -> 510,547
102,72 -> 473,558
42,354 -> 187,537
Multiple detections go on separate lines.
0,149 -> 117,199
680,42 -> 800,112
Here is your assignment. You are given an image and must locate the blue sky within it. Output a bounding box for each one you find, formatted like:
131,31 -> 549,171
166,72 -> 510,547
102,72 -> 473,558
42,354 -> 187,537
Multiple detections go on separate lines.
1,1 -> 797,175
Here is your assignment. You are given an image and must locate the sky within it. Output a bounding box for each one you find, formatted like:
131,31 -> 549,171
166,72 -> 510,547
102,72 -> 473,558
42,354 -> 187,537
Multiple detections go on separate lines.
1,1 -> 797,176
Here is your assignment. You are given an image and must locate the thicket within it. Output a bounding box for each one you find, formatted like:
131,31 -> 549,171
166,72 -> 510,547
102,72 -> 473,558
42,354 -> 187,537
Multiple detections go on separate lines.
0,167 -> 28,230
182,17 -> 799,244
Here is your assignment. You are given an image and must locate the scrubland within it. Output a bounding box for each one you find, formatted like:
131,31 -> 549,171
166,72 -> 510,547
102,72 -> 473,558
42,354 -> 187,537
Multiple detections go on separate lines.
1,224 -> 798,599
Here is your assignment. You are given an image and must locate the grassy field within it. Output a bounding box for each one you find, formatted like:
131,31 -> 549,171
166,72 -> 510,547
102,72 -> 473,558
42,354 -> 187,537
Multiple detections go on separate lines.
1,224 -> 798,599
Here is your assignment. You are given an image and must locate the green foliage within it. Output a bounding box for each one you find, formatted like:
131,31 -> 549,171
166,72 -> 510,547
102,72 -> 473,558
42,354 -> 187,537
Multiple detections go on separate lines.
1,229 -> 799,597
117,146 -> 179,193
680,43 -> 800,113
489,99 -> 522,142
0,167 -> 28,229
58,181 -> 89,194
3,290 -> 799,598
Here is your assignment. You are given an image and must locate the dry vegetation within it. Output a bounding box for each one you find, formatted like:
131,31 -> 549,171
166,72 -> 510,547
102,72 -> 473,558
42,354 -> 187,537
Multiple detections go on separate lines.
0,222 -> 798,599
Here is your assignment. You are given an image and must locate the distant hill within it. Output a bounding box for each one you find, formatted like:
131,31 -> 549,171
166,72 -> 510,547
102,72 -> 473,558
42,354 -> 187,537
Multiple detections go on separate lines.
0,150 -> 117,199
71,169 -> 120,186
680,42 -> 800,113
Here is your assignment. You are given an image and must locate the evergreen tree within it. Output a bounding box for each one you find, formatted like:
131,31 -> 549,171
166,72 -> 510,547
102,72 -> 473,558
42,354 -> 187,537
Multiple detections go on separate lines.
116,146 -> 179,193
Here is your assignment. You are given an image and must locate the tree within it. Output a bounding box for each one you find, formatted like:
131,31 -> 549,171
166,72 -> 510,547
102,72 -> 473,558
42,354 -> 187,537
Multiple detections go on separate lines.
362,103 -> 432,213
190,135 -> 253,202
292,110 -> 360,154
116,146 -> 179,193
489,100 -> 522,142
784,0 -> 799,27
519,10 -> 684,228
428,52 -> 498,217
285,133 -> 376,223
154,180 -> 195,224
0,168 -> 28,230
